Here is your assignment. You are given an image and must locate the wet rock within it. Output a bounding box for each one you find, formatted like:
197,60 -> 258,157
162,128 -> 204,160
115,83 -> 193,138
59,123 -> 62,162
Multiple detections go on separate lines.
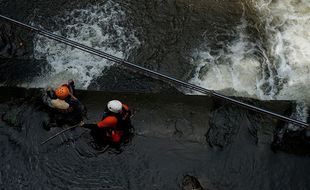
174,119 -> 192,138
272,128 -> 310,156
1,16 -> 43,81
0,24 -> 27,58
206,99 -> 294,149
206,105 -> 244,149
2,100 -> 30,128
182,175 -> 204,190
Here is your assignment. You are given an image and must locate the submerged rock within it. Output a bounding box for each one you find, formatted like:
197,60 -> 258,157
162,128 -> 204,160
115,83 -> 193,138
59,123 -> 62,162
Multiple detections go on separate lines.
272,127 -> 310,156
182,175 -> 205,190
0,23 -> 51,86
206,105 -> 244,149
0,24 -> 27,58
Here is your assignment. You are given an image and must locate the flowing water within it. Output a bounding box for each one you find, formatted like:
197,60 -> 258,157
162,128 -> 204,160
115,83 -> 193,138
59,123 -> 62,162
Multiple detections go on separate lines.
0,0 -> 310,189
190,0 -> 310,101
18,0 -> 310,103
32,0 -> 141,88
0,87 -> 310,190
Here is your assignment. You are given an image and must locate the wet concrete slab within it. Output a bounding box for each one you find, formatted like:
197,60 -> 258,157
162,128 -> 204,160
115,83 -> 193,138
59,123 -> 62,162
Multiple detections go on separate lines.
0,87 -> 309,189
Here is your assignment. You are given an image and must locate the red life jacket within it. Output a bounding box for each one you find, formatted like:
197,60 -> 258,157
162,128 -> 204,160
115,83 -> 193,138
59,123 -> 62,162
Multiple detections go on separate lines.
96,104 -> 130,143
96,104 -> 130,128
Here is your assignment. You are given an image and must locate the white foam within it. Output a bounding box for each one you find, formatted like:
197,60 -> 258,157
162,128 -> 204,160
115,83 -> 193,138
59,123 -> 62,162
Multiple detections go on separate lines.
288,101 -> 308,130
254,0 -> 310,102
189,15 -> 264,98
28,1 -> 140,89
189,0 -> 310,103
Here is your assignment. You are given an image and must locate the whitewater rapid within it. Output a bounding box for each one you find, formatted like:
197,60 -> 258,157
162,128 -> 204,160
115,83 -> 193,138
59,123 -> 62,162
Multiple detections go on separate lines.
29,0 -> 310,106
190,0 -> 310,102
30,0 -> 140,89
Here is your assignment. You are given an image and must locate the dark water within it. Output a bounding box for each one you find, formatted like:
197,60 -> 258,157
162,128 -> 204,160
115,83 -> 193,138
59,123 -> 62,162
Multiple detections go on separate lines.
0,87 -> 310,189
1,0 -> 310,189
0,0 -> 245,92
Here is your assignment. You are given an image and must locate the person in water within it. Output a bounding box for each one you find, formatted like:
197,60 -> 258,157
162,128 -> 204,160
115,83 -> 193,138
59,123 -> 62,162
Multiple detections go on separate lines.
43,79 -> 86,128
81,100 -> 133,144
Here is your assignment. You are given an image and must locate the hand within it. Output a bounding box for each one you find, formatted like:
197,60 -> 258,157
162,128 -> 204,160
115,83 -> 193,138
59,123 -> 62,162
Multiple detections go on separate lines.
69,92 -> 78,100
79,121 -> 85,127
68,79 -> 75,85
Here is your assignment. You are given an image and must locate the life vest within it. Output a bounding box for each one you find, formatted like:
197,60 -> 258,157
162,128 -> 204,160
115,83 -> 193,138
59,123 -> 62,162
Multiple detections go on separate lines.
120,104 -> 130,123
97,104 -> 131,129
96,104 -> 131,143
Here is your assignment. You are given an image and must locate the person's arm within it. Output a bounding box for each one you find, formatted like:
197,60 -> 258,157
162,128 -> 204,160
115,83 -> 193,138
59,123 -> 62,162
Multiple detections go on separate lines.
46,88 -> 56,99
42,89 -> 56,108
124,109 -> 132,119
68,92 -> 78,101
67,79 -> 76,96
97,116 -> 118,128
81,123 -> 97,130
122,104 -> 132,119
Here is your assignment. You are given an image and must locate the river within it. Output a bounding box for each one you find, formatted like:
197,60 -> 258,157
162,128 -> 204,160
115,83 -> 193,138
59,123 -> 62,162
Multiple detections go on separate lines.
0,0 -> 310,189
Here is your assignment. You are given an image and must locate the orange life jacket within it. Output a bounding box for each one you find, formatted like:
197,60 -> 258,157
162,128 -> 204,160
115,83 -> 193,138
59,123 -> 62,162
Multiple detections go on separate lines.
97,104 -> 130,128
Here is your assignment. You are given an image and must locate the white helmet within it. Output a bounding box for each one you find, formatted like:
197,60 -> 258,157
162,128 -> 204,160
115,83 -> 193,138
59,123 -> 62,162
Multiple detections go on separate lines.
107,100 -> 122,113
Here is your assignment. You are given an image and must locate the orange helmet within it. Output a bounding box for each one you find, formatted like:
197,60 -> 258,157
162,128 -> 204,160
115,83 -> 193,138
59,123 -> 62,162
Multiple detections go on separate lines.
55,86 -> 70,100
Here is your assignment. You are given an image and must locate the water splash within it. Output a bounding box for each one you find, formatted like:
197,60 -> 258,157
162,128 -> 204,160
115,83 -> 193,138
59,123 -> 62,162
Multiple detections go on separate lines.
288,101 -> 308,131
189,13 -> 267,98
190,0 -> 310,103
31,1 -> 140,89
255,0 -> 310,102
